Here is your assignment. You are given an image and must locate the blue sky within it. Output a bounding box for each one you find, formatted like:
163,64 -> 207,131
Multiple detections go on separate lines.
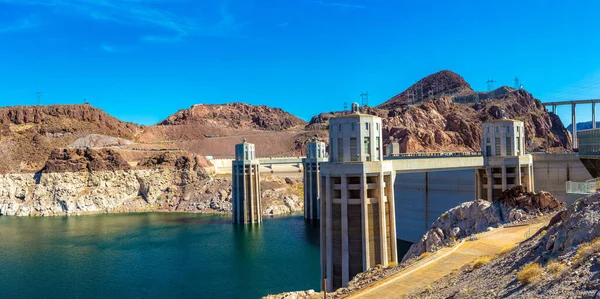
1,0 -> 600,126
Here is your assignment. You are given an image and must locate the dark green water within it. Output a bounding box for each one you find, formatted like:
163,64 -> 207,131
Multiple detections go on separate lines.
0,213 -> 321,299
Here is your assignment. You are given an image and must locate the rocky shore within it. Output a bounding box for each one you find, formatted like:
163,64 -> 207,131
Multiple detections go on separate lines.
0,150 -> 304,217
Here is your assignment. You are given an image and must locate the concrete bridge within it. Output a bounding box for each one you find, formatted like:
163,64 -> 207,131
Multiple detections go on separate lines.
542,98 -> 600,148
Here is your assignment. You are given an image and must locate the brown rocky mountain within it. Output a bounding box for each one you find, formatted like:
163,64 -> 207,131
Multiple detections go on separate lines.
0,104 -> 141,173
307,70 -> 571,152
378,70 -> 473,109
157,102 -> 306,131
0,102 -> 310,173
0,71 -> 572,174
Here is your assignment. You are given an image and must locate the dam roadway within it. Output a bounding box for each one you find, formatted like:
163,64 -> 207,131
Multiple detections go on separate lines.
346,219 -> 548,298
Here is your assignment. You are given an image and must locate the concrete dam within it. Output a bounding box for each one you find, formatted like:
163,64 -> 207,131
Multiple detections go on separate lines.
211,152 -> 590,244
393,153 -> 591,243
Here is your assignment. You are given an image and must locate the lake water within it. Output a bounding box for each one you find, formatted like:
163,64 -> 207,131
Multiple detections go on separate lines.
0,213 -> 321,299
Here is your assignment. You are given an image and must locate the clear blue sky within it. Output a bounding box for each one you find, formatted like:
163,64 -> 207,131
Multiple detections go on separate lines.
1,0 -> 600,126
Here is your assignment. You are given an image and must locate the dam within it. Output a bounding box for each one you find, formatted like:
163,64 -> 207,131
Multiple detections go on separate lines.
210,147 -> 591,245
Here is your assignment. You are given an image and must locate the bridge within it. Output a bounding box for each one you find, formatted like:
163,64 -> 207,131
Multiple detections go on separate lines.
542,98 -> 600,148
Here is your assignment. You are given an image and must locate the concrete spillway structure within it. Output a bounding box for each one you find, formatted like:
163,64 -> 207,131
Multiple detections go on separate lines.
232,139 -> 262,224
320,103 -> 397,292
477,116 -> 534,200
302,137 -> 328,220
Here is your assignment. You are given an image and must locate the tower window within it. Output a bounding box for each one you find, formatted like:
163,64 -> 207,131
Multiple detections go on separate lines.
364,137 -> 371,161
366,123 -> 369,130
337,138 -> 344,161
375,137 -> 380,161
495,137 -> 501,156
350,137 -> 358,161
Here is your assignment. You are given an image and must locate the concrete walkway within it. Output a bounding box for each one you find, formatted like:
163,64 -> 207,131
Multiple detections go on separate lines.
346,221 -> 547,299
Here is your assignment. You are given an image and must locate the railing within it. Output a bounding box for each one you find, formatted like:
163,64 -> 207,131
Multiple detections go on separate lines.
566,178 -> 600,194
386,151 -> 482,159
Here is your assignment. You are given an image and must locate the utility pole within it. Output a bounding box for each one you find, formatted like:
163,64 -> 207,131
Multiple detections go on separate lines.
360,92 -> 369,107
36,92 -> 43,106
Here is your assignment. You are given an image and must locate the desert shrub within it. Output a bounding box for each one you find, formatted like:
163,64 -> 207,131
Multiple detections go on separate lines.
547,260 -> 567,276
500,244 -> 516,255
472,256 -> 494,269
573,237 -> 600,265
517,263 -> 542,285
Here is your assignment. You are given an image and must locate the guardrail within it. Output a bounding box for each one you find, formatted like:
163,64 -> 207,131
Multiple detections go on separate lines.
566,178 -> 600,194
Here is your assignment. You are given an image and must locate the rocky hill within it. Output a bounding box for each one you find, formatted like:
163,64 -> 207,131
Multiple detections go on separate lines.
157,103 -> 307,131
0,104 -> 141,173
307,71 -> 572,152
378,70 -> 473,109
407,193 -> 600,298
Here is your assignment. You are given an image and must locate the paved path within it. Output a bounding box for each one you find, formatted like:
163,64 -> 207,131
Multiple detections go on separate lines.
347,221 -> 547,299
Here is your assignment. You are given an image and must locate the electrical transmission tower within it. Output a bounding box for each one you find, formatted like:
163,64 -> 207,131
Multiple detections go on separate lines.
514,77 -> 524,90
486,79 -> 496,92
36,92 -> 43,106
360,92 -> 369,107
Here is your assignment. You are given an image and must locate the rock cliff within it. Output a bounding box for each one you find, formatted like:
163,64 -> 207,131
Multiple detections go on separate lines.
406,193 -> 600,298
0,149 -> 303,217
0,170 -> 303,217
403,187 -> 564,261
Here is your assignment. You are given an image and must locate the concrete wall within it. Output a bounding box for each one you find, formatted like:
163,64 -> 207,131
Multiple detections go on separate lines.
394,169 -> 476,243
532,153 -> 592,202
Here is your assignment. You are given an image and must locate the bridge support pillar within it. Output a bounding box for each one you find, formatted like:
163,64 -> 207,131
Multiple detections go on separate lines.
593,102 -> 596,129
552,104 -> 556,114
572,103 -> 578,149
